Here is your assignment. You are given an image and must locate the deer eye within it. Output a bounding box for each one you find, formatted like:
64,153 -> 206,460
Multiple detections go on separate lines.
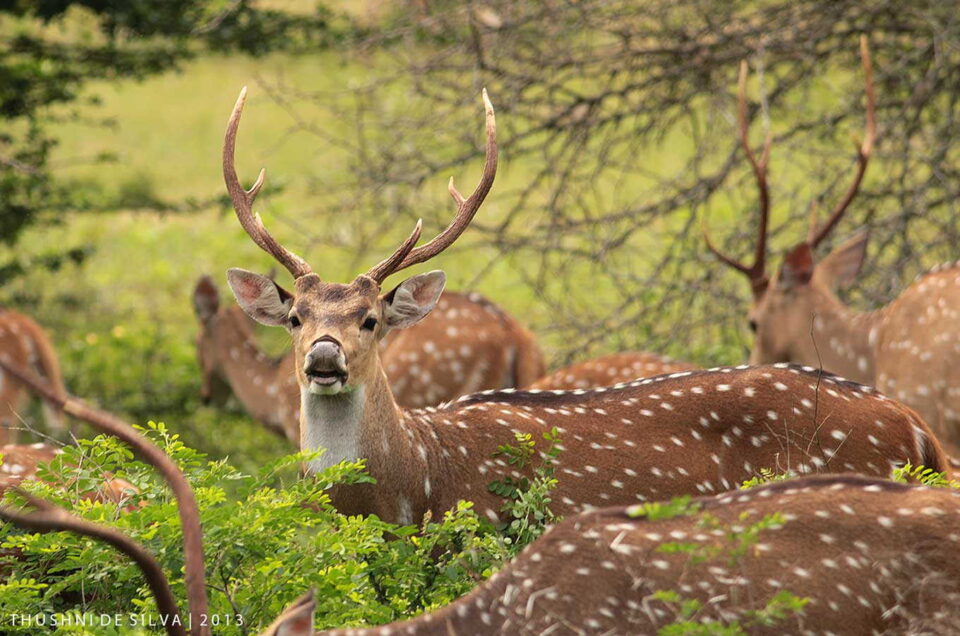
362,316 -> 378,331
748,319 -> 758,333
289,314 -> 301,328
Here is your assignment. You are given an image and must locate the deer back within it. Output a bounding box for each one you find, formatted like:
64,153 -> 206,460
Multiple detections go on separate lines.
530,352 -> 698,391
347,364 -> 947,526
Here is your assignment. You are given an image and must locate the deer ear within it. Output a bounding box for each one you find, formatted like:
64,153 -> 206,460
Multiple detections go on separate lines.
261,591 -> 316,636
816,232 -> 868,289
226,268 -> 293,327
382,270 -> 446,330
778,243 -> 814,289
192,276 -> 220,323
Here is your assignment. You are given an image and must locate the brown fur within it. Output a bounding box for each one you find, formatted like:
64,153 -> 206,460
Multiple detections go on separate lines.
380,291 -> 546,404
0,442 -> 138,508
750,250 -> 960,459
194,280 -> 301,441
0,309 -> 67,442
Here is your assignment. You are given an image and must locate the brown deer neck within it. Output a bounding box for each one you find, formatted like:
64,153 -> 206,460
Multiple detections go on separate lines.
805,288 -> 881,383
213,311 -> 284,422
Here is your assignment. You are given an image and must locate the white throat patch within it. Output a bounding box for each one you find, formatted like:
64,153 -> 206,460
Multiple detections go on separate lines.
300,386 -> 365,474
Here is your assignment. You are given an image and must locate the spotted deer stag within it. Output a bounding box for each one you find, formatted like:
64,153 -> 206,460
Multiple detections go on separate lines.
0,309 -> 67,441
706,37 -> 960,456
193,277 -> 544,442
530,351 -> 698,391
5,357 -> 958,635
223,86 -> 946,527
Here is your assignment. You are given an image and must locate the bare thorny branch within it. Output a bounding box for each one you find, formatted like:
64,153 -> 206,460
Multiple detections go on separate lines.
262,0 -> 960,365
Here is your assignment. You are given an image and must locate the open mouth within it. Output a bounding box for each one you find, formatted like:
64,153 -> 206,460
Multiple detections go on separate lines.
306,369 -> 348,387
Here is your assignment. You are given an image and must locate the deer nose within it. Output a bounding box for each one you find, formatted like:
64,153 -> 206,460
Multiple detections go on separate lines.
304,337 -> 347,375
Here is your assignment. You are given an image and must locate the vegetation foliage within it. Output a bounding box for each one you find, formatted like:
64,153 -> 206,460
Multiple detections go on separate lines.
0,0 -> 346,272
0,423 -> 557,634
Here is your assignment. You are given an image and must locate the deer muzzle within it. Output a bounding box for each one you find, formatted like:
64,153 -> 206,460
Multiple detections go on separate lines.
304,337 -> 349,395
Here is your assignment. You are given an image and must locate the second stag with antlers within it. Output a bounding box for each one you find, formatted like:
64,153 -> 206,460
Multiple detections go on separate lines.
706,37 -> 960,456
223,86 -> 947,525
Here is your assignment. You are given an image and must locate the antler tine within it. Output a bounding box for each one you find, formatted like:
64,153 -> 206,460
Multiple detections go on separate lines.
370,89 -> 497,282
365,219 -> 423,284
805,198 -> 820,244
808,35 -> 876,249
224,87 -> 313,279
737,59 -> 772,281
703,60 -> 771,296
0,355 -> 211,636
701,217 -> 756,277
0,490 -> 185,636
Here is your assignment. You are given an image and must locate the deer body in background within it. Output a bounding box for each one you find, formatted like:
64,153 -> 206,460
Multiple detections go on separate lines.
193,278 -> 545,442
223,87 -> 946,527
269,475 -> 960,635
530,351 -> 698,391
381,289 -> 544,405
0,442 -> 138,507
193,276 -> 301,441
706,37 -> 960,457
0,309 -> 67,442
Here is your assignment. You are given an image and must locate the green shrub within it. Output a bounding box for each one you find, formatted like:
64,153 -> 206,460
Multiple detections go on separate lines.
890,463 -> 960,489
0,422 -> 558,634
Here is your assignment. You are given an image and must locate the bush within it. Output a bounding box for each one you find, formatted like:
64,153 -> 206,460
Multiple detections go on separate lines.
0,422 -> 557,634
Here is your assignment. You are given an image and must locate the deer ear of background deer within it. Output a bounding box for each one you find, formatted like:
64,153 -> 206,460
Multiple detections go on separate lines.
226,268 -> 294,327
382,270 -> 446,330
815,231 -> 869,290
192,276 -> 220,323
258,591 -> 316,636
778,243 -> 815,289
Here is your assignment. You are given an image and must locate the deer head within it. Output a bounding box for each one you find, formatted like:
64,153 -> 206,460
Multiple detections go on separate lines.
222,88 -> 496,402
192,275 -> 231,405
705,36 -> 876,367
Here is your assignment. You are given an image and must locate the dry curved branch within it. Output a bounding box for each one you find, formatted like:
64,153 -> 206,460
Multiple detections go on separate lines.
0,354 -> 210,636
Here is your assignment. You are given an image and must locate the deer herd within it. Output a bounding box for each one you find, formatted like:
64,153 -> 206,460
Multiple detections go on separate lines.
1,36 -> 960,633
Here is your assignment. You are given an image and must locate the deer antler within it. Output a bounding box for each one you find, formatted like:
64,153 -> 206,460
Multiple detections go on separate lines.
365,89 -> 498,284
365,219 -> 423,284
0,490 -> 186,636
224,87 -> 313,279
703,60 -> 772,298
0,355 -> 211,636
807,35 -> 876,249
